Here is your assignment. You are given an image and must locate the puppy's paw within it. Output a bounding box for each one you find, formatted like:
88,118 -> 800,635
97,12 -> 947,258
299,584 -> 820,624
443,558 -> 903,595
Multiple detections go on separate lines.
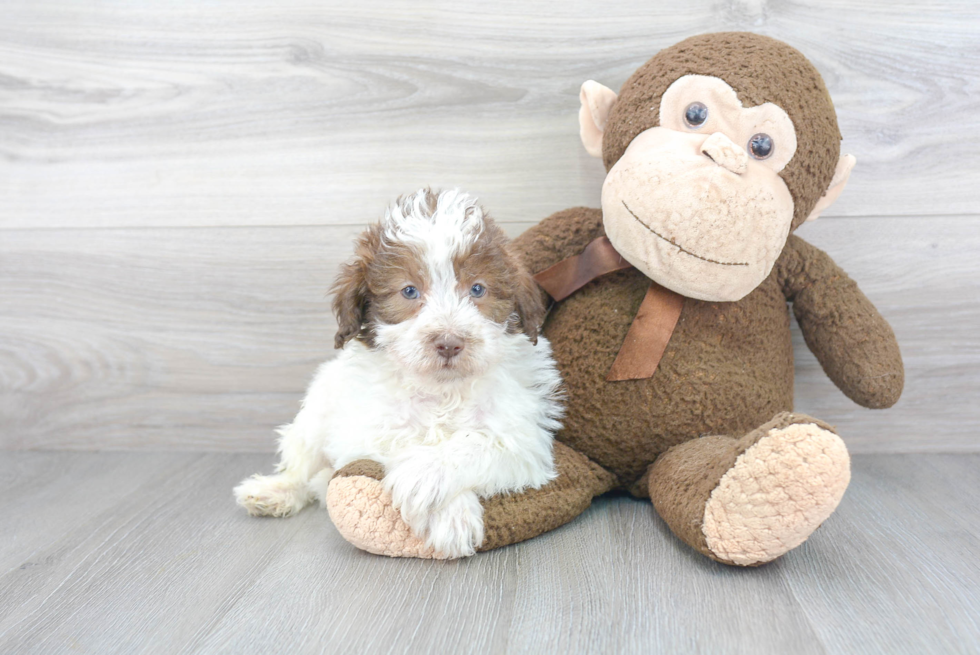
234,473 -> 312,517
424,491 -> 485,558
383,461 -> 454,533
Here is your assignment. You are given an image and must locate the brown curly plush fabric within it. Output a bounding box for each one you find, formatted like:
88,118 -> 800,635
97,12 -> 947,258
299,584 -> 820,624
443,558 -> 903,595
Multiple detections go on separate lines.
479,441 -> 616,551
510,208 -> 902,489
516,208 -> 785,484
602,32 -> 841,229
777,236 -> 905,408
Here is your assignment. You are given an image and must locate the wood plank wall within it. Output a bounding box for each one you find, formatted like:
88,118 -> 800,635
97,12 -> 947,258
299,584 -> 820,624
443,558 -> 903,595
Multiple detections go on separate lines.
2,0 -> 978,452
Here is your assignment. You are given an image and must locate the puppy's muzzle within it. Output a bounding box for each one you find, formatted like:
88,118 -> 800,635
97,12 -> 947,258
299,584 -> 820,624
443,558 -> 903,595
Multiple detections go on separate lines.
434,334 -> 465,360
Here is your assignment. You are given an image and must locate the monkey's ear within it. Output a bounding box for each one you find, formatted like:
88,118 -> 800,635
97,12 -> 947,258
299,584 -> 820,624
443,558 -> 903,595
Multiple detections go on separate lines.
805,154 -> 856,222
579,80 -> 618,158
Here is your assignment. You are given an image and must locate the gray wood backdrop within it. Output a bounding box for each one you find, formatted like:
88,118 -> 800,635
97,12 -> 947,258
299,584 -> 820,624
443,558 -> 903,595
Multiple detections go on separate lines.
2,0 -> 979,453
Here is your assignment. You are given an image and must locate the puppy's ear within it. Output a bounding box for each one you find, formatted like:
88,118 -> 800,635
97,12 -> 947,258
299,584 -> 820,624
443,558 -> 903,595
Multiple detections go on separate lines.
513,271 -> 547,345
330,227 -> 379,349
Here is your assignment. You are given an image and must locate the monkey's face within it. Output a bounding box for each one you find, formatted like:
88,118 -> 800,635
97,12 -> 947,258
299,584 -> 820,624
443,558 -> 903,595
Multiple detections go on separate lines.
600,75 -> 798,302
580,34 -> 853,301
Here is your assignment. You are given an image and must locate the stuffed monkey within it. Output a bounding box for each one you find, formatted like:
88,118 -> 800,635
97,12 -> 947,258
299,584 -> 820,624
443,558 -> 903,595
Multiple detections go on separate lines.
326,32 -> 903,566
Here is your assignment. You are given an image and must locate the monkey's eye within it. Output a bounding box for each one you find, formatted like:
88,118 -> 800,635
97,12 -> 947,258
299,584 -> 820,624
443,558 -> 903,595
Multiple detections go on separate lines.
684,102 -> 708,128
401,285 -> 420,299
469,283 -> 487,298
748,133 -> 774,160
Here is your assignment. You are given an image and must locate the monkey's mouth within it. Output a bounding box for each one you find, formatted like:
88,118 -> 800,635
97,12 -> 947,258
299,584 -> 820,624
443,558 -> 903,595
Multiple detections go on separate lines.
621,201 -> 749,267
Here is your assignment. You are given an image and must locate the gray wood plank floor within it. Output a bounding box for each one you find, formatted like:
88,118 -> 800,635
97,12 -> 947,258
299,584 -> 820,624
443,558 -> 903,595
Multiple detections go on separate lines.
1,451 -> 977,655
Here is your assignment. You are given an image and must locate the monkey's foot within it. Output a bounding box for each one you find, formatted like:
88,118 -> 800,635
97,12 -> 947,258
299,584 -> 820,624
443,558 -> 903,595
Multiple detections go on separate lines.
650,412 -> 851,566
702,421 -> 851,565
325,461 -> 448,559
326,444 -> 617,559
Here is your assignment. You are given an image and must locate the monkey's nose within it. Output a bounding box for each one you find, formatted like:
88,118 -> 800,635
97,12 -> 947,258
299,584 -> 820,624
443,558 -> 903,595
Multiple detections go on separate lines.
700,132 -> 748,175
434,334 -> 465,360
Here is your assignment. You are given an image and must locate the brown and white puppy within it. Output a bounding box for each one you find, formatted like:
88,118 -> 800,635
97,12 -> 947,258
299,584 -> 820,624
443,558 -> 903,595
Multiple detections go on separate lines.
235,188 -> 564,558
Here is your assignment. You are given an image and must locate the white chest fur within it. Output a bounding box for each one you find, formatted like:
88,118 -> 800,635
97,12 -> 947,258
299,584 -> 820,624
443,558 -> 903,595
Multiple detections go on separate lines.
298,338 -> 561,488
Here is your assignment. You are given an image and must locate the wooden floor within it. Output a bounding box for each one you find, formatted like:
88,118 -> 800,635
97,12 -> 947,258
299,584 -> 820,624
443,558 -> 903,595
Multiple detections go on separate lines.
1,451 -> 977,655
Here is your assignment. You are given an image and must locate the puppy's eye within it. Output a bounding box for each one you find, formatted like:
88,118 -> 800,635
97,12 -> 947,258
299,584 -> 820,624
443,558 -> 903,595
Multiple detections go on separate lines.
401,285 -> 420,300
469,283 -> 486,298
684,102 -> 708,128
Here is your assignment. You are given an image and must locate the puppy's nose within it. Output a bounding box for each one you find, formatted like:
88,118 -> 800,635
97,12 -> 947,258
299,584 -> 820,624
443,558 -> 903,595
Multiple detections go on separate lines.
434,334 -> 465,360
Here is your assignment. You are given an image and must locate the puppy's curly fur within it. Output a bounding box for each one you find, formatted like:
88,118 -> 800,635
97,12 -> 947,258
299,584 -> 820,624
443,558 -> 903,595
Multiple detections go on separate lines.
235,189 -> 564,558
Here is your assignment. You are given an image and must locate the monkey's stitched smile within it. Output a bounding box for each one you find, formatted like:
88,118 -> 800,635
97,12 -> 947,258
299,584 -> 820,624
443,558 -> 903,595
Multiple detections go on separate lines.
621,201 -> 749,267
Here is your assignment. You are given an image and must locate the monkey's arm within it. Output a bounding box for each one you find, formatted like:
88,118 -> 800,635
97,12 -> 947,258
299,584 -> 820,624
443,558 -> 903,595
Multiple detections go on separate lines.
775,234 -> 904,409
509,207 -> 605,273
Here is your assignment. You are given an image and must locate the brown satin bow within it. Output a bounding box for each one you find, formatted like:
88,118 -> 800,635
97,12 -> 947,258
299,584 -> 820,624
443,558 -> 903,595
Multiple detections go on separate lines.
533,236 -> 684,381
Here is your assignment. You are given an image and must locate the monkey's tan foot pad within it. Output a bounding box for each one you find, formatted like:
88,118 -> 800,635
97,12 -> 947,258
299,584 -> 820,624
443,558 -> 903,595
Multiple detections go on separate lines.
325,468 -> 450,560
702,422 -> 851,566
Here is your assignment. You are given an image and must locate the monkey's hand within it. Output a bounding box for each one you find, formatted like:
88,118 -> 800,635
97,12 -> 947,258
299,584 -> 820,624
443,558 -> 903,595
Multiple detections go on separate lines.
776,235 -> 904,409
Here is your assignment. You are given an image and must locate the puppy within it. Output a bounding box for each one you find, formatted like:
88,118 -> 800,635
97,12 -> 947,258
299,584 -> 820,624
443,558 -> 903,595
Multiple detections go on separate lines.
234,188 -> 563,558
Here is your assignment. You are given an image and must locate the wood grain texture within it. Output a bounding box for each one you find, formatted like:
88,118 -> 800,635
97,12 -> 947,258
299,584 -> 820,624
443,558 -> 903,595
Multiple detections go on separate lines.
0,451 -> 977,654
0,220 -> 526,450
1,0 -> 978,454
2,217 -> 977,452
785,455 -> 980,654
0,0 -> 978,229
0,452 -> 196,573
